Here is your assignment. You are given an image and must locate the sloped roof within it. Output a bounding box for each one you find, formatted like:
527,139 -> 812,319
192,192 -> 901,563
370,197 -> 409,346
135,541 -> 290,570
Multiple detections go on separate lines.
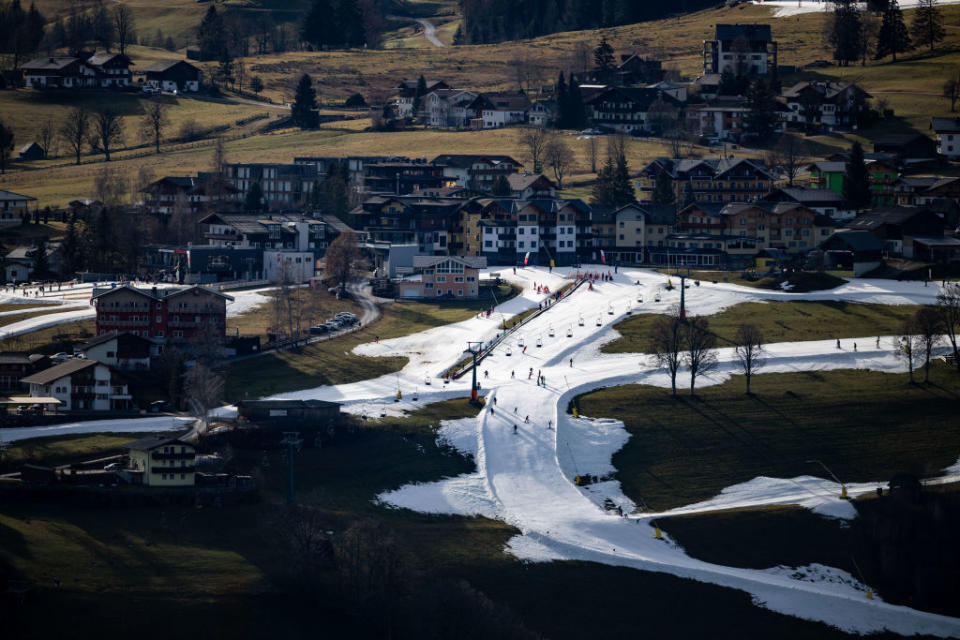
845,207 -> 939,230
507,173 -> 555,191
930,117 -> 960,133
141,59 -> 199,73
824,230 -> 885,252
21,358 -> 99,385
87,52 -> 132,67
715,24 -> 772,42
0,189 -> 36,203
20,56 -> 80,71
431,154 -> 520,169
412,255 -> 487,269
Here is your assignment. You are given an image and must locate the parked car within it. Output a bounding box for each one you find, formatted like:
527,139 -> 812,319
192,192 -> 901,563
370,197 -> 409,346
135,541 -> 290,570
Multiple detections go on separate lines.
309,324 -> 330,335
104,462 -> 122,471
141,85 -> 159,94
50,352 -> 72,363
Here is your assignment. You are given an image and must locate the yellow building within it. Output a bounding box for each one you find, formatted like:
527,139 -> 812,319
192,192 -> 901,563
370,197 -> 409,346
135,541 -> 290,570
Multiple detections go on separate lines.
125,436 -> 196,487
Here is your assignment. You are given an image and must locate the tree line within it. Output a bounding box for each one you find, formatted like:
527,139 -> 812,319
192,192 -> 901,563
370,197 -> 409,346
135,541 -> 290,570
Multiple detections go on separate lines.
828,0 -> 945,67
456,0 -> 718,44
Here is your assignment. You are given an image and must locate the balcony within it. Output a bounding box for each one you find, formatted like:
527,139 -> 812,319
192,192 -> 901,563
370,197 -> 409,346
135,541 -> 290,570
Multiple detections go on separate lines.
152,451 -> 196,461
151,466 -> 195,473
103,319 -> 149,328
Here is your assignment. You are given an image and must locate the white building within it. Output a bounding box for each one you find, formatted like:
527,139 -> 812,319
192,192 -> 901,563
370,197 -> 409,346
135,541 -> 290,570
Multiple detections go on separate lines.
0,189 -> 36,225
480,93 -> 531,128
21,359 -> 132,412
264,251 -> 316,284
930,117 -> 960,159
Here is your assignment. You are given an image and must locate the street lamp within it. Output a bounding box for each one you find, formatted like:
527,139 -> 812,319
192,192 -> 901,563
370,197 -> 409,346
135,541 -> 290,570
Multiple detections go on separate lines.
807,459 -> 847,499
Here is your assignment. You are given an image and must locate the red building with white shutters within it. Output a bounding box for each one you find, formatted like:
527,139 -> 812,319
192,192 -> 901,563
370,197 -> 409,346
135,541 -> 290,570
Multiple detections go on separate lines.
92,285 -> 233,345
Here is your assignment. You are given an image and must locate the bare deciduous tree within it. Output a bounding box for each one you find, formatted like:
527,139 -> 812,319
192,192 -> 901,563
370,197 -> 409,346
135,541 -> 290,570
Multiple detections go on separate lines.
38,119 -> 56,158
685,316 -> 717,395
734,324 -> 765,394
765,134 -> 810,187
648,307 -> 684,396
936,282 -> 960,373
324,229 -> 365,294
183,362 -> 224,433
89,106 -> 124,161
914,306 -> 943,383
519,126 -> 550,174
140,100 -> 169,154
113,4 -> 136,55
60,105 -> 89,165
93,164 -> 128,207
894,319 -> 922,384
235,59 -> 246,94
545,134 -> 573,189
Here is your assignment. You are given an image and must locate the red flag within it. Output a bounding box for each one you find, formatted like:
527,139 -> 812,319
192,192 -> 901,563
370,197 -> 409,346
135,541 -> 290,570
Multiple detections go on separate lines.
600,250 -> 606,265
523,251 -> 530,266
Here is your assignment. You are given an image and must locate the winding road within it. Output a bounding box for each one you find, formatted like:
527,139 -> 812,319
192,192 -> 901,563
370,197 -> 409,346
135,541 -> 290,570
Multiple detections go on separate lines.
387,15 -> 445,47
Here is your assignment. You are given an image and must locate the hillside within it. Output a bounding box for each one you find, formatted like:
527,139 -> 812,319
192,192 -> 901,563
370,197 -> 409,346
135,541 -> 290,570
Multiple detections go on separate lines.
4,2 -> 960,207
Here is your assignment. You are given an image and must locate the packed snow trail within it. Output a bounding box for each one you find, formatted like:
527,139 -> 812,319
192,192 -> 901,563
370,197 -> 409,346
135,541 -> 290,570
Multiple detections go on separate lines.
14,266 -> 960,635
368,267 -> 960,637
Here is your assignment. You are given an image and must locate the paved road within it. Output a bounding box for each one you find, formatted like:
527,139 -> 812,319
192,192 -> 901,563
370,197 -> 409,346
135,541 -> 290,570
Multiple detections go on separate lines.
387,15 -> 445,47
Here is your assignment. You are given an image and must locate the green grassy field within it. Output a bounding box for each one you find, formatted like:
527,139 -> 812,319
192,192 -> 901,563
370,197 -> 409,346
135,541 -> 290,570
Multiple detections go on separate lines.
226,287 -> 361,339
0,397 -> 924,639
602,300 -> 923,353
574,365 -> 960,512
0,318 -> 96,352
223,284 -> 518,402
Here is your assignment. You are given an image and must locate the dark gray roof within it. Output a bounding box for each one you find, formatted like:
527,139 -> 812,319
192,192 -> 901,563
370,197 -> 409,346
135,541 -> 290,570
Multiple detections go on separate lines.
824,230 -> 885,252
21,358 -> 98,385
715,24 -> 772,42
238,399 -> 342,410
431,154 -> 520,169
0,189 -> 36,203
931,117 -> 960,133
412,255 -> 487,269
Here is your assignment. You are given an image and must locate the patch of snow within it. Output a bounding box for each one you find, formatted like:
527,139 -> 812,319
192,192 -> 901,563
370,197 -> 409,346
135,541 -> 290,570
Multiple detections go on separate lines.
0,416 -> 193,443
437,417 -> 479,459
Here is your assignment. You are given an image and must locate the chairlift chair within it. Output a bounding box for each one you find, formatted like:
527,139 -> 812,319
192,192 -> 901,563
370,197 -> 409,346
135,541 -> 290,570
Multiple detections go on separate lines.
537,336 -> 543,347
578,314 -> 584,327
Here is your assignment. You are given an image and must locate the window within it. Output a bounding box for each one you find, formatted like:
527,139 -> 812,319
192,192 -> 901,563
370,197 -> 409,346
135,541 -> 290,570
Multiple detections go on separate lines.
484,241 -> 492,248
518,228 -> 525,235
436,275 -> 446,283
458,289 -> 463,296
156,315 -> 162,323
518,241 -> 524,249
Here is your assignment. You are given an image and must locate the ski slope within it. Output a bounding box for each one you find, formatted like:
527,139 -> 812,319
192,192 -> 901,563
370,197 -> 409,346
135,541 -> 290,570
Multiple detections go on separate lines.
756,0 -> 960,17
10,266 -> 960,635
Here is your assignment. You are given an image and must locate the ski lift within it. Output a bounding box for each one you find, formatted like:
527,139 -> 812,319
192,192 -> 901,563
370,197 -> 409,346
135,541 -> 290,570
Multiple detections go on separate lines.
578,314 -> 584,327
537,336 -> 543,347
654,292 -> 661,302
625,301 -> 632,316
413,387 -> 419,401
424,376 -> 432,386
518,335 -> 525,347
506,346 -> 513,356
608,303 -> 614,315
566,324 -> 573,338
548,325 -> 555,337
596,315 -> 602,327
637,293 -> 643,304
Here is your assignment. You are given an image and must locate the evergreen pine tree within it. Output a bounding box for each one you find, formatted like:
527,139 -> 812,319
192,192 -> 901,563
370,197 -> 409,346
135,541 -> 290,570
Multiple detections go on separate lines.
718,68 -> 739,96
911,0 -> 945,52
291,74 -> 320,129
492,174 -> 512,196
555,72 -> 568,128
197,4 -> 225,61
591,156 -> 615,206
32,238 -> 49,279
593,36 -> 614,71
335,0 -> 364,47
651,171 -> 675,205
568,79 -> 586,129
875,0 -> 912,61
611,149 -> 635,206
830,0 -> 863,66
843,142 -> 872,210
244,182 -> 263,211
413,75 -> 428,119
62,214 -> 82,275
743,78 -> 780,140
